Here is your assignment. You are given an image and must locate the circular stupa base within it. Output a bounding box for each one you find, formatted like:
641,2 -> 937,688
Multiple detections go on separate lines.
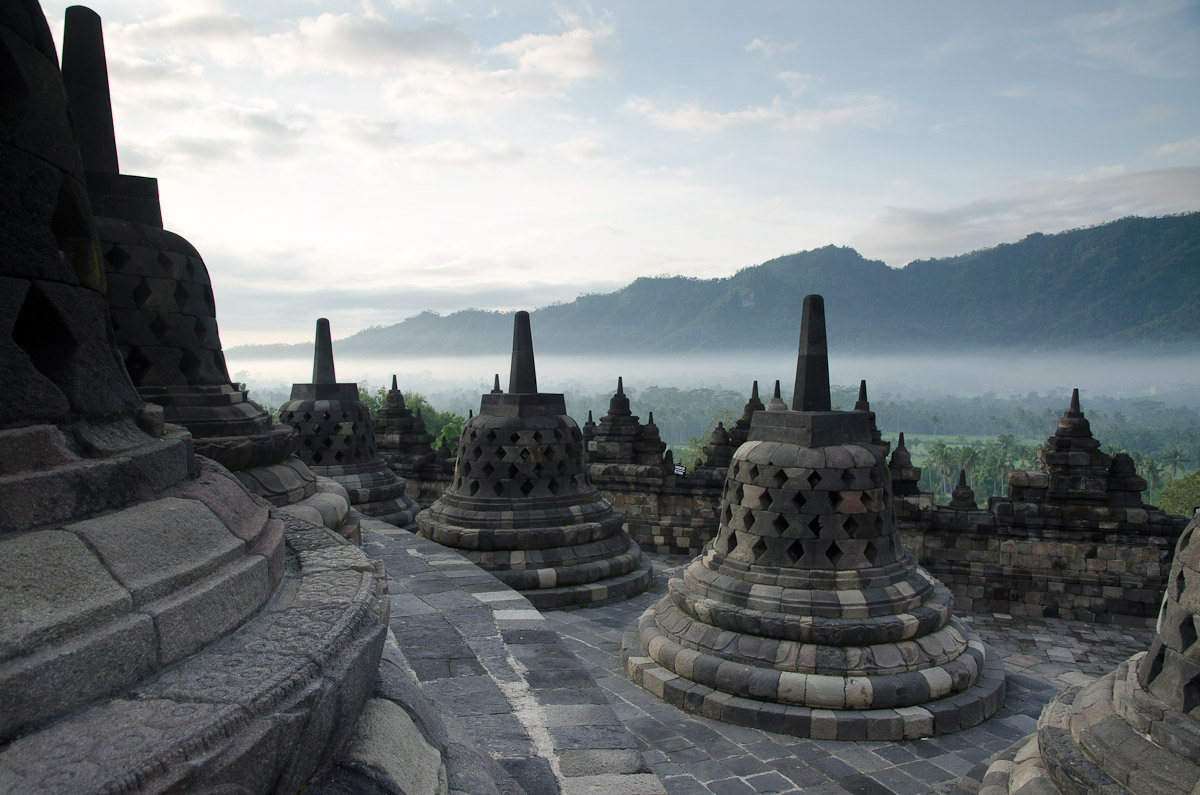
621,607 -> 1006,741
521,556 -> 653,610
356,497 -> 419,531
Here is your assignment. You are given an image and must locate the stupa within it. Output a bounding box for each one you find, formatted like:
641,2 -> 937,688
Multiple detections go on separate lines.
888,432 -> 923,498
417,312 -> 652,609
375,375 -> 437,471
278,320 -> 419,529
975,510 -> 1200,793
587,377 -> 670,469
60,6 -> 350,534
0,3 -> 387,787
622,295 -> 1006,739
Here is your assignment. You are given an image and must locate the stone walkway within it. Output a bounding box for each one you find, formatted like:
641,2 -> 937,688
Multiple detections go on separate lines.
364,528 -> 1155,795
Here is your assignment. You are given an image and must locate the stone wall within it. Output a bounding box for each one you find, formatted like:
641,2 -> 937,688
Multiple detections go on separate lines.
895,497 -> 1183,626
588,464 -> 724,555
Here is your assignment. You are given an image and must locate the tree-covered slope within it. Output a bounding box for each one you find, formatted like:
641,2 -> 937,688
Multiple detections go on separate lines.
233,213 -> 1199,356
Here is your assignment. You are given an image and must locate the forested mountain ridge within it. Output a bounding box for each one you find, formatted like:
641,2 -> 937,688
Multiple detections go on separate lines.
234,213 -> 1200,355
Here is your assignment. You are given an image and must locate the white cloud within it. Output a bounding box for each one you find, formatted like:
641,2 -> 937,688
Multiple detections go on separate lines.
624,92 -> 895,134
1147,136 -> 1200,157
1050,1 -> 1199,79
745,38 -> 796,58
778,71 -> 818,96
622,96 -> 784,132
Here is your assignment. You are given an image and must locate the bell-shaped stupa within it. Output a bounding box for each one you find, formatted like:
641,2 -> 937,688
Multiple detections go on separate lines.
975,511 -> 1200,792
418,312 -> 651,609
623,295 -> 1006,739
60,6 -> 351,534
278,320 -> 420,529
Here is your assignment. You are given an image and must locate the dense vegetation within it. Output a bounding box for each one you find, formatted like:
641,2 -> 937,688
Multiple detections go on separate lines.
232,213 -> 1200,356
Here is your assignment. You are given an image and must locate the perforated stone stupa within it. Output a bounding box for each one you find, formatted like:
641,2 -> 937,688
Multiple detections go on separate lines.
278,320 -> 419,529
0,5 -> 387,787
622,295 -> 1006,739
417,311 -> 652,609
60,6 -> 350,535
975,510 -> 1200,793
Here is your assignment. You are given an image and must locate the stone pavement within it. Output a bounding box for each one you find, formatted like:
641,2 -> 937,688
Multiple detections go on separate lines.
365,528 -> 1155,795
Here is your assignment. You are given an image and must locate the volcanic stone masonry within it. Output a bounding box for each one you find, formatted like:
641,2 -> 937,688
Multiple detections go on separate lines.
895,389 -> 1188,624
60,5 -> 352,536
417,311 -> 652,609
974,509 -> 1200,793
622,294 -> 1007,740
0,4 -> 388,788
279,319 -> 420,530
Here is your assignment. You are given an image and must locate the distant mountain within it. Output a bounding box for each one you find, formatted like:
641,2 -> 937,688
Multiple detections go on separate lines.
231,213 -> 1200,356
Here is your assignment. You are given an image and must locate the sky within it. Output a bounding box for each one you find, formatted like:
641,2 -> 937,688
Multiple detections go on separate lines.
40,0 -> 1200,347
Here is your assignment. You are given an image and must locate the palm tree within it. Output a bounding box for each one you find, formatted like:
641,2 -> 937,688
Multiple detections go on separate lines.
1160,447 -> 1192,481
929,414 -> 940,437
925,441 -> 951,495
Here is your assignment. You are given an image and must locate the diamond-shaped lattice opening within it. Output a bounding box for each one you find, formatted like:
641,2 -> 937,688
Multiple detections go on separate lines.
531,430 -> 544,443
1180,615 -> 1198,652
173,281 -> 190,310
785,538 -> 804,565
749,535 -> 768,563
827,541 -> 845,568
334,450 -> 345,462
748,465 -> 760,481
454,476 -> 462,489
544,446 -> 556,459
132,278 -> 153,309
792,492 -> 806,511
733,483 -> 745,504
300,437 -> 312,448
1184,671 -> 1200,714
557,461 -> 568,475
495,447 -> 507,460
469,481 -> 480,496
178,349 -> 202,381
808,516 -> 823,537
342,411 -> 350,420
773,514 -> 789,535
302,412 -> 313,421
123,347 -> 152,384
830,491 -> 844,511
510,433 -> 521,444
547,478 -> 560,495
471,445 -> 483,460
202,286 -> 215,315
311,451 -> 324,464
1141,645 -> 1165,687
772,469 -> 788,488
865,539 -> 883,566
106,244 -> 132,271
506,464 -> 519,479
1172,569 -> 1187,601
322,436 -> 333,448
868,467 -> 882,487
491,482 -> 505,497
533,463 -> 545,477
723,504 -> 733,525
875,515 -> 886,535
146,314 -> 169,341
519,480 -> 534,497
807,470 -> 822,489
193,317 -> 207,343
322,411 -> 332,421
485,430 -> 497,443
842,470 -> 857,488
467,430 -> 477,443
553,429 -> 564,442
480,462 -> 494,478
519,447 -> 532,462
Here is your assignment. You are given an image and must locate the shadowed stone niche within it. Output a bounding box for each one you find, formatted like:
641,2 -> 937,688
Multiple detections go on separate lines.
60,6 -> 351,535
418,311 -> 652,609
622,295 -> 1006,740
971,510 -> 1200,793
0,4 -> 388,790
279,319 -> 420,530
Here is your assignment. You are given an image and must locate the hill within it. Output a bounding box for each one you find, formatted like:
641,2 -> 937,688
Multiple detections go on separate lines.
231,213 -> 1200,356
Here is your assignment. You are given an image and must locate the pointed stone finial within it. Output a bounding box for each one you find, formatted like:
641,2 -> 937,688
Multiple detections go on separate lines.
491,374 -> 502,394
1069,387 -> 1081,414
792,294 -> 831,412
751,381 -> 760,401
855,379 -> 869,411
469,409 -> 474,418
391,374 -> 398,391
897,432 -> 907,450
648,411 -> 655,425
949,468 -> 977,510
766,379 -> 788,411
588,410 -> 594,421
617,376 -> 624,396
956,469 -> 968,489
507,311 -> 538,394
61,6 -> 119,175
312,318 -> 336,384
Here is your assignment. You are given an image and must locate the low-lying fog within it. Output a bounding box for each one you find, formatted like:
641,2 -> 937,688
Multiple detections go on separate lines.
228,350 -> 1200,412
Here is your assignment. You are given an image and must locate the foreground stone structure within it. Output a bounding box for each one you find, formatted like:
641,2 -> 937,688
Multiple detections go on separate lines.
974,510 -> 1200,793
0,6 -> 388,788
623,295 -> 1006,739
61,6 -> 351,535
279,320 -> 420,530
418,311 -> 652,609
897,390 -> 1187,624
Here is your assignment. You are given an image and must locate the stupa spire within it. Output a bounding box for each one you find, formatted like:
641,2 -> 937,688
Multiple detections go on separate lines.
1069,387 -> 1081,414
491,374 -> 502,394
791,294 -> 831,412
855,379 -> 869,410
507,311 -> 538,394
61,6 -> 119,175
391,374 -> 398,391
312,318 -> 336,384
